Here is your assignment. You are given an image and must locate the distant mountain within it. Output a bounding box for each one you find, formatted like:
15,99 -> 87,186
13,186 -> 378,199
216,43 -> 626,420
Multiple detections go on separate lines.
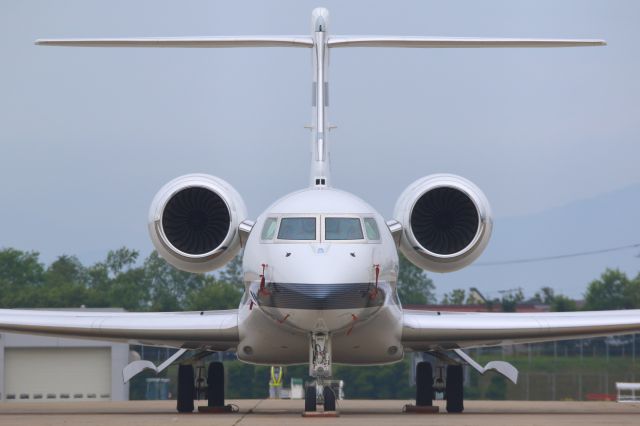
434,184 -> 640,301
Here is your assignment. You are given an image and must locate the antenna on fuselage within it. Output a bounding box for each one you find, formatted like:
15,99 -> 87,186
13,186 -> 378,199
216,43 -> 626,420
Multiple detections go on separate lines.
35,7 -> 605,189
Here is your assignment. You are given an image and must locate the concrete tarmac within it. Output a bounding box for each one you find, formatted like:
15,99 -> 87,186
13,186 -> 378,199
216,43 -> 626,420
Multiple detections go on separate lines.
1,399 -> 640,426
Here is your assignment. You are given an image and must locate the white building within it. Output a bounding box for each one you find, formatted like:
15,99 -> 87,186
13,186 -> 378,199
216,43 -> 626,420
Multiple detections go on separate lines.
0,327 -> 129,402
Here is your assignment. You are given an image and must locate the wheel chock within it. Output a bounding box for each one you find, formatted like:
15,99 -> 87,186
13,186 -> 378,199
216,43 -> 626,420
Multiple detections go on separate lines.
403,404 -> 439,414
302,410 -> 340,417
197,405 -> 235,414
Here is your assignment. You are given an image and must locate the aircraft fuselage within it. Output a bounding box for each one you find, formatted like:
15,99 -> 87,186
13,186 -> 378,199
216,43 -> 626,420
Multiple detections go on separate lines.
238,187 -> 404,365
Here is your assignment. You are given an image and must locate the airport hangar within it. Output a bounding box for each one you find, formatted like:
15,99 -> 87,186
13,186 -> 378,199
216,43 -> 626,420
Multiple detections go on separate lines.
0,309 -> 129,402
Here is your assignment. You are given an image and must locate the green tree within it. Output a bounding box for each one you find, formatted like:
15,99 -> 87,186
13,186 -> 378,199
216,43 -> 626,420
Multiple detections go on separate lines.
107,266 -> 148,311
42,255 -> 88,307
550,295 -> 577,312
84,248 -> 148,310
218,255 -> 244,288
500,289 -> 524,312
584,268 -> 640,310
532,286 -> 556,305
397,253 -> 436,305
105,248 -> 147,311
484,375 -> 507,400
142,251 -> 208,311
185,278 -> 243,311
334,360 -> 413,399
530,286 -> 577,312
0,247 -> 243,312
0,248 -> 44,308
441,289 -> 466,305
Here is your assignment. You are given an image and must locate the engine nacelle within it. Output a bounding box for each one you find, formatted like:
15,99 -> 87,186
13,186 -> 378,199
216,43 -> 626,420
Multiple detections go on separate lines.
393,174 -> 492,273
148,174 -> 247,273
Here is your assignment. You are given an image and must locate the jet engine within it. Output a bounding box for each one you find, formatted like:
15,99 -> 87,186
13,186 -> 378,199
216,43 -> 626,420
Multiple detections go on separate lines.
148,173 -> 247,273
393,174 -> 492,273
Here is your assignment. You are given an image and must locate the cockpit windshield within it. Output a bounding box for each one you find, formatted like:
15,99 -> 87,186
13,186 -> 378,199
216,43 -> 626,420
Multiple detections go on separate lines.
325,217 -> 364,240
277,217 -> 317,240
261,217 -> 278,240
262,215 -> 381,243
363,218 -> 380,240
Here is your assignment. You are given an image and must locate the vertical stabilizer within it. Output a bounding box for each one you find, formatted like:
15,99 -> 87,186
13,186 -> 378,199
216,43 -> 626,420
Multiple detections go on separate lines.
309,7 -> 331,188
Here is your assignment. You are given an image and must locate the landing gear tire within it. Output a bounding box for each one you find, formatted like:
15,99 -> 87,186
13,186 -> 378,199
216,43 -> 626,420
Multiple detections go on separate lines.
415,361 -> 434,406
323,386 -> 336,411
207,362 -> 225,408
177,364 -> 195,413
445,365 -> 464,413
305,384 -> 317,412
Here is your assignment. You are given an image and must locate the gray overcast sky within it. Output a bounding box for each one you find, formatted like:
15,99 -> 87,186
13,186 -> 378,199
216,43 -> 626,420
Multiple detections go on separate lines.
1,1 -> 639,299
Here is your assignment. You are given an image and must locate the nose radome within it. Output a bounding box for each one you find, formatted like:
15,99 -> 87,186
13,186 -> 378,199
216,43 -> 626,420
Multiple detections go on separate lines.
273,245 -> 375,284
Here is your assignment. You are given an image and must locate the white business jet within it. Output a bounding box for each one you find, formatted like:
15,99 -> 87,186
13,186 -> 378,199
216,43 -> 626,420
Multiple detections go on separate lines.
1,7 -> 636,414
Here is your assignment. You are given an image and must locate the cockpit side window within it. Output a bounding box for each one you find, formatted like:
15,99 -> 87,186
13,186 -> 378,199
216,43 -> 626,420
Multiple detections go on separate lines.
325,217 -> 364,240
364,218 -> 380,240
277,217 -> 317,240
261,217 -> 278,240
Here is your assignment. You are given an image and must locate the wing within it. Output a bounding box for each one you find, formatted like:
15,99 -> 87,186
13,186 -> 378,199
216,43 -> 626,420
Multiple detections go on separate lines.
402,309 -> 640,351
0,308 -> 238,351
328,36 -> 606,48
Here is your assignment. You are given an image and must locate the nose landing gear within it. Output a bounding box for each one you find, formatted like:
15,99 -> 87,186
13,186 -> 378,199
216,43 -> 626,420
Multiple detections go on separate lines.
303,332 -> 339,417
303,381 -> 338,416
304,383 -> 317,412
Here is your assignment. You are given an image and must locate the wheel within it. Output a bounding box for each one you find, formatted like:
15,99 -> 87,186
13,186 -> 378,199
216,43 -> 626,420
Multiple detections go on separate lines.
207,362 -> 225,408
415,361 -> 434,406
445,365 -> 464,413
177,364 -> 195,413
323,386 -> 336,411
304,384 -> 317,412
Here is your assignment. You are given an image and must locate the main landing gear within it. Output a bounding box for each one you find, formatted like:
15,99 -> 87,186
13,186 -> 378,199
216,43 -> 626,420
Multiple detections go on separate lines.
445,365 -> 464,413
177,365 -> 195,413
176,361 -> 230,413
413,361 -> 464,413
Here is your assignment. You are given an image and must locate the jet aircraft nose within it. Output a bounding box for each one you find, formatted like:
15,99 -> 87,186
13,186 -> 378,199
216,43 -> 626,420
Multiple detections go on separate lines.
251,243 -> 390,332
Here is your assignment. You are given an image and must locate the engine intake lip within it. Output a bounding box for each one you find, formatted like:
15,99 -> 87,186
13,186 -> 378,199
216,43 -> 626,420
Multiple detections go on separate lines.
159,186 -> 231,257
409,185 -> 484,259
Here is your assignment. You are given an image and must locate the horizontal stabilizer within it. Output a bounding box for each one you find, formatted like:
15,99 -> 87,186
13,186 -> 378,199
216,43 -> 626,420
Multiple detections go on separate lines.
35,36 -> 607,50
35,36 -> 314,48
328,36 -> 606,48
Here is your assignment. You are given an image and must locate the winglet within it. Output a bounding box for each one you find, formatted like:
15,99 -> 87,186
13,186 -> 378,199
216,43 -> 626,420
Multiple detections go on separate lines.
122,348 -> 188,383
454,348 -> 519,384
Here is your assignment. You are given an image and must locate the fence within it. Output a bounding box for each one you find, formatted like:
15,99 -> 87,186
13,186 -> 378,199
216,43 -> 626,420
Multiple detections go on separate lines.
413,334 -> 640,401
